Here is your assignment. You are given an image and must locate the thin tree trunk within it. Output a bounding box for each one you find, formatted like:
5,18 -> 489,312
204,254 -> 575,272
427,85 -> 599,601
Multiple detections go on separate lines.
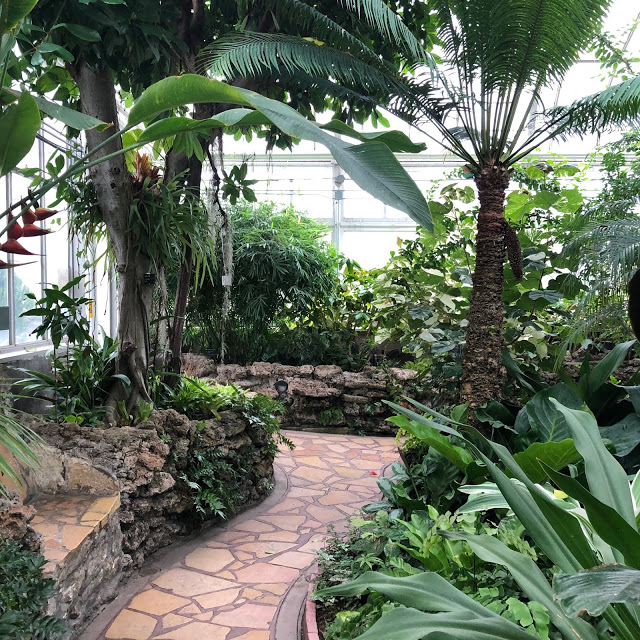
73,62 -> 153,422
460,166 -> 511,421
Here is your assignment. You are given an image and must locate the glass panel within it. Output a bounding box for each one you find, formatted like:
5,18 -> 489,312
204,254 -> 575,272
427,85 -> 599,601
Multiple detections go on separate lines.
340,230 -> 417,269
44,211 -> 69,288
343,177 -> 385,219
14,258 -> 41,343
9,170 -> 43,343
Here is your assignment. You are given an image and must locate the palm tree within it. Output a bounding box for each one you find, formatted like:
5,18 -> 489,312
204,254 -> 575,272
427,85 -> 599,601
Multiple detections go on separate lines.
204,0 -> 640,414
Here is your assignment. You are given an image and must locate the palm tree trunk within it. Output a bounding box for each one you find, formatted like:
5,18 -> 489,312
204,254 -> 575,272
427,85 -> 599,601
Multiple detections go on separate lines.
460,166 -> 511,419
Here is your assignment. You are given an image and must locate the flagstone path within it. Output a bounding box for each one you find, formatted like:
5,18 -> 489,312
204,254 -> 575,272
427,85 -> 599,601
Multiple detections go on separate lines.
93,430 -> 398,640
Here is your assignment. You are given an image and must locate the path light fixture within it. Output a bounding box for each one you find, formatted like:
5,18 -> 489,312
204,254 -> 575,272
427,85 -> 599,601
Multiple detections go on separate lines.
274,380 -> 289,396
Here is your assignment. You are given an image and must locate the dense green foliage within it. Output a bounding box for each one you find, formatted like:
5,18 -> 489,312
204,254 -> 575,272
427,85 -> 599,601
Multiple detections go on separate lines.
184,201 -> 342,363
0,538 -> 66,639
157,378 -> 291,519
316,509 -> 551,640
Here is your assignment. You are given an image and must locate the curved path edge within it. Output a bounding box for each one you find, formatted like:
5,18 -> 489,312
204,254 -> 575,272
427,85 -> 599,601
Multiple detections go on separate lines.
83,431 -> 398,640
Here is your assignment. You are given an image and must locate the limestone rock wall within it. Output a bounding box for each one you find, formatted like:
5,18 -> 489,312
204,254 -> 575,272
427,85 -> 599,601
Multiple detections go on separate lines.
183,356 -> 431,435
34,408 -> 275,568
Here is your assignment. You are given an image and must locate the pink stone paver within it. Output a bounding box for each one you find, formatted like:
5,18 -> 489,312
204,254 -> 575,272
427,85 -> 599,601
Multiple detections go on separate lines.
97,430 -> 397,639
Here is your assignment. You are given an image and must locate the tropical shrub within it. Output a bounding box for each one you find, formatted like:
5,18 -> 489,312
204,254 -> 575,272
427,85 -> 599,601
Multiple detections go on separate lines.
314,507 -> 552,640
0,538 -> 66,639
319,399 -> 640,639
155,378 -> 292,452
560,132 -> 640,346
367,164 -> 588,396
183,201 -> 343,363
15,279 -> 131,426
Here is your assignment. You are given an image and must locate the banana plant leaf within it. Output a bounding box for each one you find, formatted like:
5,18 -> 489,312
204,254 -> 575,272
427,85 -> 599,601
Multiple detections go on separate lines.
554,564 -> 640,617
127,75 -> 433,232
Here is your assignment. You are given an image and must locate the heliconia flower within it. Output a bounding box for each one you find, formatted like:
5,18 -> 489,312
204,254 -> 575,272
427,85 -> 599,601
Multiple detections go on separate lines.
0,259 -> 35,269
22,209 -> 37,225
7,213 -> 23,240
34,207 -> 58,221
22,224 -> 51,237
0,240 -> 37,255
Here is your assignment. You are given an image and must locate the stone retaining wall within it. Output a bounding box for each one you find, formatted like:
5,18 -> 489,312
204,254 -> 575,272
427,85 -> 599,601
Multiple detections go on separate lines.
34,408 -> 275,568
1,407 -> 275,637
182,356 -> 433,435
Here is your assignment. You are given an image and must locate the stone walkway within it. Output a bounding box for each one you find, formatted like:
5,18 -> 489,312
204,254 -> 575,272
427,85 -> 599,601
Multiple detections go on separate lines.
94,431 -> 398,640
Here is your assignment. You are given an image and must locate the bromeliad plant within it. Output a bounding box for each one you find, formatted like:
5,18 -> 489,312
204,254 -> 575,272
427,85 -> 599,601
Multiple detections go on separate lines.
319,398 -> 640,640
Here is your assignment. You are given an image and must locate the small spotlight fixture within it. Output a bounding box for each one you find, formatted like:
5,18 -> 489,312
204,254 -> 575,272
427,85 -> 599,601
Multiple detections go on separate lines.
274,380 -> 289,396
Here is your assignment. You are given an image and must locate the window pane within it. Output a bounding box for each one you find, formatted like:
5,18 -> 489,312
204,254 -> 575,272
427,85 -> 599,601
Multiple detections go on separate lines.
44,212 -> 69,288
14,258 -> 41,343
340,230 -> 417,269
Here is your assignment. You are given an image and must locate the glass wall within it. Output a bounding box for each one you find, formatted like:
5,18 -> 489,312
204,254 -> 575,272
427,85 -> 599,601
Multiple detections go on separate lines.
0,127 -> 73,350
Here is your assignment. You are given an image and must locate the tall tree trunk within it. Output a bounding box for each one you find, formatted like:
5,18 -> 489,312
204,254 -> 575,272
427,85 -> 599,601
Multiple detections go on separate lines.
73,62 -> 153,422
460,165 -> 511,420
166,102 -> 213,381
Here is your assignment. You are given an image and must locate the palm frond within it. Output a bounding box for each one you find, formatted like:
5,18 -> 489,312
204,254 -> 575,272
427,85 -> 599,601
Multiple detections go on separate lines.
546,74 -> 640,136
201,32 -> 404,99
262,0 -> 385,67
427,0 -> 610,163
0,412 -> 42,496
433,0 -> 609,95
559,216 -> 640,351
564,217 -> 640,284
339,0 -> 426,61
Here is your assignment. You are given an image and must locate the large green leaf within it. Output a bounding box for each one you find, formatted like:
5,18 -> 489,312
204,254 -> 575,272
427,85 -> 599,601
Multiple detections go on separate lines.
457,491 -> 510,513
0,0 -> 38,33
621,385 -> 640,414
551,401 -> 636,529
320,119 -> 426,153
128,75 -> 432,231
0,91 -> 40,177
542,463 -> 640,568
554,565 -> 640,617
317,570 -> 491,615
580,339 -> 635,397
355,607 -> 534,640
135,112 -> 268,143
524,384 -> 583,442
32,95 -> 109,131
479,442 -> 597,573
443,532 -> 599,640
512,439 -> 581,483
387,414 -> 472,470
128,76 -> 250,122
600,414 -> 640,457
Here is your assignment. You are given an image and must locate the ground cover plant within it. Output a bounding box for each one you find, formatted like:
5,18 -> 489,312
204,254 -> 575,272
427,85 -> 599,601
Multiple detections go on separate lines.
316,393 -> 640,639
0,538 -> 66,639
